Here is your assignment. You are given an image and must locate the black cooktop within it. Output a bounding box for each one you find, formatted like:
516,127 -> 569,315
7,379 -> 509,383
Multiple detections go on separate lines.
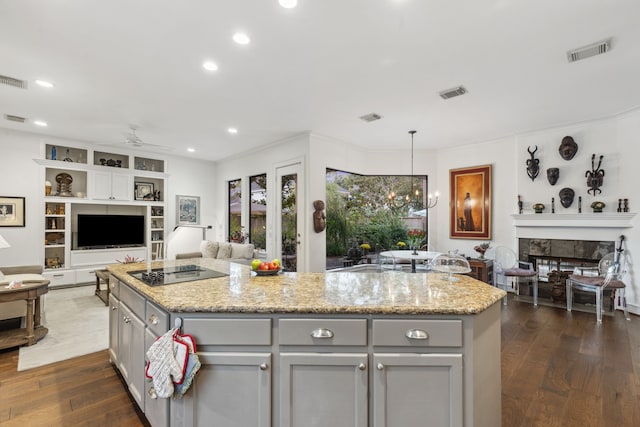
128,264 -> 228,286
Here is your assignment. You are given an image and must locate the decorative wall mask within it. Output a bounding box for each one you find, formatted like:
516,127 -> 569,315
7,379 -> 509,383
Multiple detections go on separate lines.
547,168 -> 559,185
559,187 -> 575,208
559,136 -> 578,160
526,146 -> 540,181
585,154 -> 605,195
312,200 -> 326,232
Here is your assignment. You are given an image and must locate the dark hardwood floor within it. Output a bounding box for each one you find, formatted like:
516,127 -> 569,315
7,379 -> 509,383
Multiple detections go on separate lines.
0,297 -> 637,426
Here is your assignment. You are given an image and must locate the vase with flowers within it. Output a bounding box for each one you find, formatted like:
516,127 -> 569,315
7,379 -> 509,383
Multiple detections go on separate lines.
406,229 -> 426,255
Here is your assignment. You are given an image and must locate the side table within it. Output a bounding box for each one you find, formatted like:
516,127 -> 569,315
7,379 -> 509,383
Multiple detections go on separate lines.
95,269 -> 110,306
467,258 -> 494,284
0,280 -> 49,350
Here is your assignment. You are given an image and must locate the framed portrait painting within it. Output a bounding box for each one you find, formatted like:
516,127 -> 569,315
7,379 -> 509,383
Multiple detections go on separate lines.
449,165 -> 491,239
176,195 -> 200,225
0,196 -> 25,227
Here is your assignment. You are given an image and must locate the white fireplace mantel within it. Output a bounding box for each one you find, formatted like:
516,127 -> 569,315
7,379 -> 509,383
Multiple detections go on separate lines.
511,213 -> 636,228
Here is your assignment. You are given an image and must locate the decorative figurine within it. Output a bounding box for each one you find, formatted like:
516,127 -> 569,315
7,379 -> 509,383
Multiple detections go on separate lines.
558,136 -> 578,160
518,195 -> 523,214
591,201 -> 605,213
624,198 -> 629,213
618,199 -> 623,213
533,203 -> 545,214
552,197 -> 555,213
585,154 -> 605,195
559,188 -> 575,208
578,196 -> 582,213
547,168 -> 559,185
526,146 -> 540,181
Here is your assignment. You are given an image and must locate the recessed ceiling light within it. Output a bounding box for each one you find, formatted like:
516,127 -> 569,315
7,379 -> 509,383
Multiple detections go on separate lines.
187,148 -> 195,153
35,79 -> 55,88
33,120 -> 48,127
202,61 -> 219,71
228,127 -> 238,134
233,32 -> 250,45
279,0 -> 297,8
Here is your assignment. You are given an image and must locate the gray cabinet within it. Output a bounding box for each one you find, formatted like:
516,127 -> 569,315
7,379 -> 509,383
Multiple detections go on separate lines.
108,294 -> 119,364
144,328 -> 169,427
119,301 -> 146,408
280,353 -> 368,427
171,352 -> 272,427
372,353 -> 463,427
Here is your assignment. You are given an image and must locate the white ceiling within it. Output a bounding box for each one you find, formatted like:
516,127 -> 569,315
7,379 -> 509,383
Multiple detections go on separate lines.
1,0 -> 639,162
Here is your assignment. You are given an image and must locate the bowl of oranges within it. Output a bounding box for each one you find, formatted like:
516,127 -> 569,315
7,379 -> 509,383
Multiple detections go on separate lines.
251,258 -> 281,276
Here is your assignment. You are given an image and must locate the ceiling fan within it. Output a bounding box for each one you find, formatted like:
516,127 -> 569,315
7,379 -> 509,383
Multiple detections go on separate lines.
122,126 -> 172,150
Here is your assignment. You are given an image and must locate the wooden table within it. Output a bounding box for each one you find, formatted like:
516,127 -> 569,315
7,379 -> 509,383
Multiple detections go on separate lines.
0,280 -> 49,350
466,258 -> 494,284
95,269 -> 110,306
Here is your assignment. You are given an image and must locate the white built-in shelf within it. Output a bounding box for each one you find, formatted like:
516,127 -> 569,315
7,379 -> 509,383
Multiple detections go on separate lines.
511,213 -> 636,228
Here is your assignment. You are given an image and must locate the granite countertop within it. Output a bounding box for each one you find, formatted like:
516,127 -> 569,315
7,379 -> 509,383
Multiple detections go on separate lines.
107,258 -> 506,315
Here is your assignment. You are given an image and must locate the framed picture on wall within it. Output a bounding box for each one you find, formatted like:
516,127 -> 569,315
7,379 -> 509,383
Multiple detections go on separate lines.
0,196 -> 25,227
176,195 -> 200,225
449,165 -> 492,239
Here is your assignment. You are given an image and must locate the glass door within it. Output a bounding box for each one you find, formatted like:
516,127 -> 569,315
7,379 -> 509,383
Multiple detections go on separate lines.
276,163 -> 303,272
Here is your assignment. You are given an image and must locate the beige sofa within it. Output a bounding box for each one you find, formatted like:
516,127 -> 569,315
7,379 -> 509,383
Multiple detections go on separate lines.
0,265 -> 48,322
176,240 -> 256,266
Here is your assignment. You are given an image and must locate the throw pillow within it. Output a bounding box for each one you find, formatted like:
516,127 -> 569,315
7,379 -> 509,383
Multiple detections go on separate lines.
216,243 -> 232,259
200,240 -> 219,258
231,243 -> 254,260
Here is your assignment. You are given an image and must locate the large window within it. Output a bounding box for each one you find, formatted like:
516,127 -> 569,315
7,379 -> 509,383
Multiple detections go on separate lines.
249,174 -> 267,250
326,169 -> 429,267
228,178 -> 242,242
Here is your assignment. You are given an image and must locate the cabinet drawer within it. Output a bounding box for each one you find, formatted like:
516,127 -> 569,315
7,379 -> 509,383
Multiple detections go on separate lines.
279,319 -> 367,346
145,301 -> 169,336
119,284 -> 145,318
75,268 -> 98,284
42,269 -> 75,287
372,319 -> 462,347
182,318 -> 271,345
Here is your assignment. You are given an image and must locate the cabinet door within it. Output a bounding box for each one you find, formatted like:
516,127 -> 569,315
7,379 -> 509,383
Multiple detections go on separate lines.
171,352 -> 271,427
144,328 -> 169,427
93,171 -> 113,200
111,173 -> 132,200
280,353 -> 368,427
93,171 -> 131,200
372,353 -> 463,427
118,303 -> 146,409
108,294 -> 119,364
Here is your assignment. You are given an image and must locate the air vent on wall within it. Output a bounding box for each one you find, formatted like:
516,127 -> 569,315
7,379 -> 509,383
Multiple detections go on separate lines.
567,38 -> 611,63
439,86 -> 467,100
0,74 -> 28,89
4,114 -> 26,123
359,113 -> 383,122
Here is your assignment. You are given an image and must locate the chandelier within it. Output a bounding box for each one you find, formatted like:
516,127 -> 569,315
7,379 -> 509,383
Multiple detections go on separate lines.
388,130 -> 438,209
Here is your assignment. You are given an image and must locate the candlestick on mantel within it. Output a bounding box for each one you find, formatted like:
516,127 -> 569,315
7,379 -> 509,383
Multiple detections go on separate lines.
578,196 -> 582,213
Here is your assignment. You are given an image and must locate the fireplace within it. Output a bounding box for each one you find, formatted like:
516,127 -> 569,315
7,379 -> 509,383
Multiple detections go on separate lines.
517,238 -> 615,308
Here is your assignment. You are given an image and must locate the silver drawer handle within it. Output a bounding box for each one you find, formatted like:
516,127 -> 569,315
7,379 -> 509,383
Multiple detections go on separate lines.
148,387 -> 157,399
148,314 -> 159,325
259,363 -> 269,371
311,328 -> 334,339
358,363 -> 366,371
377,363 -> 384,371
405,329 -> 429,340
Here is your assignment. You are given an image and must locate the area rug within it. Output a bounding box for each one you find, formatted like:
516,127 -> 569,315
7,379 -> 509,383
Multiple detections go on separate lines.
18,285 -> 108,371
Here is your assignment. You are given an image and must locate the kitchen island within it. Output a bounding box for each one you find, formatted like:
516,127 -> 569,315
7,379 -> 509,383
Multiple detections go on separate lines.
108,258 -> 506,427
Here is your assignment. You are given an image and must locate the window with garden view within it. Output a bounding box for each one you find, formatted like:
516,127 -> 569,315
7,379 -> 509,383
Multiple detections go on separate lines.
249,174 -> 267,250
228,179 -> 243,242
326,169 -> 428,269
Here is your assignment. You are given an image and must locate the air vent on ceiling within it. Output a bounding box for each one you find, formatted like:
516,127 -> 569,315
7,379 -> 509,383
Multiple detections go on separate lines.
0,74 -> 28,89
4,114 -> 26,123
567,38 -> 611,63
359,113 -> 383,122
439,86 -> 467,100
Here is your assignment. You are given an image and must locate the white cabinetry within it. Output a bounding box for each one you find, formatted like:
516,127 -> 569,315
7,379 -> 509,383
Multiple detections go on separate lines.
92,171 -> 132,201
37,143 -> 168,284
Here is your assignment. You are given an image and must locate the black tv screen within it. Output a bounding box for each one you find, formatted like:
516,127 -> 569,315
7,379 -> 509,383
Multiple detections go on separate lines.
77,214 -> 145,249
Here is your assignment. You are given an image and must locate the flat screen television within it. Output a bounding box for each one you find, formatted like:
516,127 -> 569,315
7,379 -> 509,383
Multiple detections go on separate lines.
76,214 -> 145,249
